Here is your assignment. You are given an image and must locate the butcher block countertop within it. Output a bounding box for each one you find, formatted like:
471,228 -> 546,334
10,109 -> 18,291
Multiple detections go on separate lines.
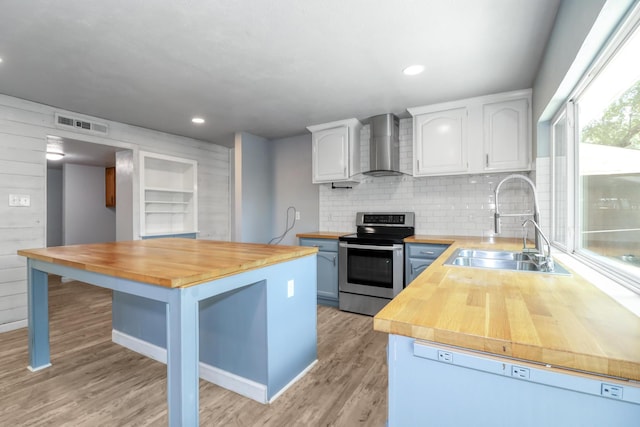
375,235 -> 640,381
296,231 -> 349,239
18,238 -> 317,288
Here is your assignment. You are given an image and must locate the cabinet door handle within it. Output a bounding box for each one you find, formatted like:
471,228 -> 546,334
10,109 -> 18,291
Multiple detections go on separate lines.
412,263 -> 431,276
318,254 -> 337,266
420,251 -> 435,255
486,154 -> 489,167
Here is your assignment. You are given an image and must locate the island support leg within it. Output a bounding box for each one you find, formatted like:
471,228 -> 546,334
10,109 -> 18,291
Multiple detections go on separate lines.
27,261 -> 51,371
166,289 -> 199,426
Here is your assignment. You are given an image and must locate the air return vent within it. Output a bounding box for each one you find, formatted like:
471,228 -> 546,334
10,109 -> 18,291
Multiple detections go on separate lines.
54,113 -> 109,135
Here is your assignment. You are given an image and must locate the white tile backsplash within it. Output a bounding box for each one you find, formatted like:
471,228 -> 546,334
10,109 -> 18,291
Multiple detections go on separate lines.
319,118 -> 539,238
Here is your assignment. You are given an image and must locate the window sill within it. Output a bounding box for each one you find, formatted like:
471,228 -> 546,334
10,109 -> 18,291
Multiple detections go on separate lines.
554,252 -> 640,317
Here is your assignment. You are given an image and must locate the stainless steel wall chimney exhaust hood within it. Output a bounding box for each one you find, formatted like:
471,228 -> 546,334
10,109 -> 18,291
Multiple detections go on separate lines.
363,113 -> 402,177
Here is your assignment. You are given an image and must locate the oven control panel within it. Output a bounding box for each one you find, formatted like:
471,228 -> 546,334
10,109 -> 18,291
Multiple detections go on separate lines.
357,212 -> 415,227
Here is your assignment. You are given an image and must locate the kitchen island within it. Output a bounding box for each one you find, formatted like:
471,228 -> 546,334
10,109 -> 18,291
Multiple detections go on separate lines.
18,238 -> 318,427
376,235 -> 640,426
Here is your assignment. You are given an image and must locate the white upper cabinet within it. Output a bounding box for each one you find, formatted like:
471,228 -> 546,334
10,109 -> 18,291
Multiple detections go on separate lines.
308,118 -> 362,183
482,98 -> 530,172
408,89 -> 531,177
412,107 -> 468,176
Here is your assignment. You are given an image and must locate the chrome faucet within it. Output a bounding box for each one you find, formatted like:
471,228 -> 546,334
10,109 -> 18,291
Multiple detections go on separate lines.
494,174 -> 541,252
521,218 -> 554,272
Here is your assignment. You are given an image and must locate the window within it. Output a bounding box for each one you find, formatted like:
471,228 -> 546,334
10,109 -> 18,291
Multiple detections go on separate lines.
552,9 -> 640,292
551,111 -> 569,250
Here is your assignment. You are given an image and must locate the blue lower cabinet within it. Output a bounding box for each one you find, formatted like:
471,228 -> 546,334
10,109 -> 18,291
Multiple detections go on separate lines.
404,243 -> 449,286
299,238 -> 339,307
388,334 -> 640,426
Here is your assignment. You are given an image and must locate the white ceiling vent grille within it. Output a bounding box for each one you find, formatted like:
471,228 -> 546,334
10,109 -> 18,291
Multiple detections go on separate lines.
54,113 -> 109,135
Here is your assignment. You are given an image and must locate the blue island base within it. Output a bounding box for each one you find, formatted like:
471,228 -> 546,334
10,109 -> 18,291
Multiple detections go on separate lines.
112,256 -> 318,403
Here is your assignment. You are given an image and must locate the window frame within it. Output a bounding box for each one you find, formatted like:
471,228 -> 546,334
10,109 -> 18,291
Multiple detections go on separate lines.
550,3 -> 640,294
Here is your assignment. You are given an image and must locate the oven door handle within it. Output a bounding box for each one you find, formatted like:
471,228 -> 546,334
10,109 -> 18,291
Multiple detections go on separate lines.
339,242 -> 403,251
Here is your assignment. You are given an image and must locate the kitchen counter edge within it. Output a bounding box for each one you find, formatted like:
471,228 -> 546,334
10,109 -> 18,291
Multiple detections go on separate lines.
375,235 -> 640,382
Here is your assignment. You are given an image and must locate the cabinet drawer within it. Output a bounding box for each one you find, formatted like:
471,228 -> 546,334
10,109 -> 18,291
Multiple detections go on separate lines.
406,243 -> 448,260
299,238 -> 339,253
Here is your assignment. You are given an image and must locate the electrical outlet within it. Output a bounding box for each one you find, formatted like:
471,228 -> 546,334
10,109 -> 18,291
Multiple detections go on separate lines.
511,366 -> 530,379
9,194 -> 30,207
287,280 -> 294,298
601,383 -> 623,399
295,211 -> 301,220
437,350 -> 453,363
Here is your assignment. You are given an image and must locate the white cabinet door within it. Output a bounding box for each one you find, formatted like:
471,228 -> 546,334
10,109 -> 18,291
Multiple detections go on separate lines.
483,98 -> 530,171
309,118 -> 362,183
414,107 -> 468,176
312,126 -> 349,183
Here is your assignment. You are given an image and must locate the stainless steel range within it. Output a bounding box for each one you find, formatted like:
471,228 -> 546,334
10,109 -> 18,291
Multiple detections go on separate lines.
338,212 -> 415,316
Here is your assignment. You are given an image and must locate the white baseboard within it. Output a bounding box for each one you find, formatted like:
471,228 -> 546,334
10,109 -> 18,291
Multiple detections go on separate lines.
112,330 -> 166,363
112,330 -> 268,403
0,319 -> 27,333
28,363 -> 52,372
199,362 -> 267,403
268,359 -> 317,403
111,330 -> 316,404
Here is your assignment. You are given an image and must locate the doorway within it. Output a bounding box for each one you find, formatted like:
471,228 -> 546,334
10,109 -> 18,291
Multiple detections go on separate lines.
46,136 -> 133,246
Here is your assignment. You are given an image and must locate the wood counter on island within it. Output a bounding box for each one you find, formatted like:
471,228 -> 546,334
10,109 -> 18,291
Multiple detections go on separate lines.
19,239 -> 318,427
376,235 -> 640,426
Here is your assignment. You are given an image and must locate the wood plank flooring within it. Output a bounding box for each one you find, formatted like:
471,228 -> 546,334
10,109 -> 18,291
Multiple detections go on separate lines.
0,276 -> 389,426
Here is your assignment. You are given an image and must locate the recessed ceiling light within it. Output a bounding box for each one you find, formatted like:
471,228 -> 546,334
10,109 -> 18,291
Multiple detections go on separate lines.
46,152 -> 65,161
403,65 -> 425,76
191,117 -> 205,124
0,57 -> 3,63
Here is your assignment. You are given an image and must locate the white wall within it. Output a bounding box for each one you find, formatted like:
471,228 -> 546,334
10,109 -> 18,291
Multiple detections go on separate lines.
232,132 -> 318,246
62,164 -> 116,245
0,102 -> 46,330
270,134 -> 319,245
233,132 -> 274,243
115,150 -> 134,241
0,94 -> 230,329
46,168 -> 63,247
533,0 -> 636,156
319,119 -> 534,238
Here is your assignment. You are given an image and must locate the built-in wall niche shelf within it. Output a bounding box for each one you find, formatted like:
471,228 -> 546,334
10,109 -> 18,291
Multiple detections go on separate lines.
139,151 -> 198,238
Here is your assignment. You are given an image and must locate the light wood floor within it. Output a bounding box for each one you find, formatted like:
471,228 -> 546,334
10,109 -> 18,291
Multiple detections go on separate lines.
0,276 -> 389,426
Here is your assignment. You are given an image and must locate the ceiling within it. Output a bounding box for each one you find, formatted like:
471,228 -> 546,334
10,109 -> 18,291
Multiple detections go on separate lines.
45,137 -> 121,169
0,0 -> 561,148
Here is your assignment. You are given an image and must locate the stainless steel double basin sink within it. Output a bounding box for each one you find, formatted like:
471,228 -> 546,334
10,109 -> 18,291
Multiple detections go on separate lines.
444,248 -> 570,275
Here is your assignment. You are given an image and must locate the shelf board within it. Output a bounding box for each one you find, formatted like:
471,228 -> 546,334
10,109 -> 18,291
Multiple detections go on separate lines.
145,211 -> 188,214
140,152 -> 198,242
145,186 -> 194,193
145,200 -> 190,205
